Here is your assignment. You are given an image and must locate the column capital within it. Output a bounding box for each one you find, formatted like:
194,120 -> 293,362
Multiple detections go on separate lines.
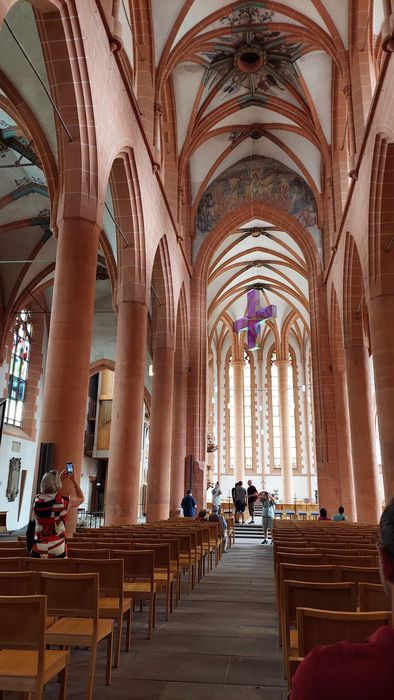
275,358 -> 290,368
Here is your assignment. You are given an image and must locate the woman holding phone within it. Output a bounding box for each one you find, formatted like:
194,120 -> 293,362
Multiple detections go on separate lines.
30,467 -> 84,558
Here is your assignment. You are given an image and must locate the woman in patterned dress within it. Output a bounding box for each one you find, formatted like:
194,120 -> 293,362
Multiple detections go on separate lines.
31,469 -> 84,558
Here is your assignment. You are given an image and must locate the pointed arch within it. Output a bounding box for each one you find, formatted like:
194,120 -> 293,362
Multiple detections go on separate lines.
343,232 -> 367,347
150,235 -> 175,347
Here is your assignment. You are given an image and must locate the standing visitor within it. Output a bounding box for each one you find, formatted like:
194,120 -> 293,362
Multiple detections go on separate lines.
231,481 -> 238,506
211,481 -> 222,513
247,479 -> 258,523
181,490 -> 197,518
258,490 -> 276,544
234,481 -> 247,523
30,468 -> 84,558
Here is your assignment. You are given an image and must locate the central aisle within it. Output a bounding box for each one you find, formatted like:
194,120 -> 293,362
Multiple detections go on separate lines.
49,543 -> 286,699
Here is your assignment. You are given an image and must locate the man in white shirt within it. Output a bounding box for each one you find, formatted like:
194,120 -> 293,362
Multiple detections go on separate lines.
211,482 -> 222,512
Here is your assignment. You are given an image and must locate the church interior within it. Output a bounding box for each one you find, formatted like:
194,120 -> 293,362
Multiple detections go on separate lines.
0,1 -> 393,698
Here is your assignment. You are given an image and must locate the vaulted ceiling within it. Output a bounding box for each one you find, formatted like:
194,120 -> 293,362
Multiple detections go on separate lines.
152,0 -> 350,355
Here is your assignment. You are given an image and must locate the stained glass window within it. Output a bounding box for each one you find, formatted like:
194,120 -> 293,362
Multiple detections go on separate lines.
5,310 -> 32,427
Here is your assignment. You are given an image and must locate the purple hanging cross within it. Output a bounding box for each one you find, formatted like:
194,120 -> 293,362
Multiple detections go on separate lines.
233,288 -> 277,350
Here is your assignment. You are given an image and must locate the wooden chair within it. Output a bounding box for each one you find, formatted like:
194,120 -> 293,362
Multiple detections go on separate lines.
39,572 -> 114,700
0,548 -> 27,558
133,542 -> 175,620
68,548 -> 110,559
0,595 -> 69,699
0,557 -> 23,571
73,558 -> 132,667
113,549 -> 158,639
282,580 -> 357,678
0,570 -> 37,595
23,558 -> 73,573
337,565 -> 381,585
277,564 -> 338,645
296,607 -> 392,658
358,582 -> 391,611
325,554 -> 377,567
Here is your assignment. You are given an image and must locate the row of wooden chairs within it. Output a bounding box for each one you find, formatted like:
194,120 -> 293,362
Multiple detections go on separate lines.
271,520 -> 389,692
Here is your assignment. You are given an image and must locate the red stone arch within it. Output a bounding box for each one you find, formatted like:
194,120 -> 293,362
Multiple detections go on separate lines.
107,149 -> 146,304
369,133 -> 394,298
343,232 -> 368,347
0,0 -> 99,222
89,359 -> 115,377
189,200 -> 340,513
150,235 -> 175,347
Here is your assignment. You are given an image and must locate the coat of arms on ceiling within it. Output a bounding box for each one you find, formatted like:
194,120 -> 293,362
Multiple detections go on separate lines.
200,5 -> 303,99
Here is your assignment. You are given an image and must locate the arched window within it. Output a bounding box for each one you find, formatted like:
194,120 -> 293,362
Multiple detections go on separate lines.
270,348 -> 297,468
243,351 -> 253,469
5,310 -> 32,427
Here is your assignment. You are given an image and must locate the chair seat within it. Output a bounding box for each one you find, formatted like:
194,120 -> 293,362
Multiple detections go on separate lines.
46,616 -> 113,645
99,597 -> 131,616
0,649 -> 68,682
124,581 -> 158,595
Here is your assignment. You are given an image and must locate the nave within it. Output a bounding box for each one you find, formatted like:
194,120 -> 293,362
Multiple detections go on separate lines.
41,542 -> 285,700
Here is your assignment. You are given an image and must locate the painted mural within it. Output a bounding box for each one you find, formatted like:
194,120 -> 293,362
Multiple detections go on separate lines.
196,155 -> 317,238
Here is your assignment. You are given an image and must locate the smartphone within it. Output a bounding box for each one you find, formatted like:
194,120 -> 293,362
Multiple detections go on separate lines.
66,462 -> 74,475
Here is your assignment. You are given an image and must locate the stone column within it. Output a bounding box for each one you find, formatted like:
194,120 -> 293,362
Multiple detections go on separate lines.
37,217 -> 100,529
369,294 -> 394,504
146,343 -> 175,521
170,356 -> 188,517
332,367 -> 356,520
276,359 -> 293,503
345,344 -> 380,521
232,359 -> 244,482
105,300 -> 148,524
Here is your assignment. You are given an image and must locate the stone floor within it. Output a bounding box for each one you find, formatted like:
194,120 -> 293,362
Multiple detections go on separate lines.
44,541 -> 287,699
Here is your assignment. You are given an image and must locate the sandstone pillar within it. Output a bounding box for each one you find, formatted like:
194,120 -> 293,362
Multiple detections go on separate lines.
38,218 -> 99,472
276,359 -> 293,503
146,344 -> 175,521
170,356 -> 188,516
332,367 -> 356,520
105,301 -> 148,524
37,217 -> 100,528
345,345 -> 380,521
232,359 -> 244,482
369,294 -> 394,504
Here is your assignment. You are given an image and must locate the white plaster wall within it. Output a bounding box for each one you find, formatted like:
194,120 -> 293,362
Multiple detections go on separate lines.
0,324 -> 48,530
90,310 -> 117,364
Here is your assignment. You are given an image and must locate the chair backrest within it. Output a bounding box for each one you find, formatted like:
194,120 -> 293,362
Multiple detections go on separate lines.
0,540 -> 25,548
23,558 -> 73,573
358,582 -> 391,612
337,565 -> 381,585
276,553 -> 324,568
113,549 -> 154,580
0,570 -> 38,595
297,607 -> 392,656
279,563 -> 338,590
133,542 -> 170,570
68,548 -> 110,559
66,541 -> 94,549
0,594 -> 46,653
283,580 -> 357,629
0,548 -> 27,558
73,558 -> 123,598
38,571 -> 99,619
0,557 -> 23,571
325,554 -> 376,567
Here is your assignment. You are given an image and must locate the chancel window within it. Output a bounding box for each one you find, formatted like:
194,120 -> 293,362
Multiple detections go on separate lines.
244,351 -> 253,469
270,349 -> 297,469
5,310 -> 32,427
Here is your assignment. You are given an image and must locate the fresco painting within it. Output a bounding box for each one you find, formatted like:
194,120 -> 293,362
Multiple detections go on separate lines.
196,155 -> 317,236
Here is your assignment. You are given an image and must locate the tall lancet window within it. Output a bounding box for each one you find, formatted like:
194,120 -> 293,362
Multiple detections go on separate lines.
244,350 -> 253,469
228,361 -> 235,468
270,349 -> 297,469
5,310 -> 32,427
